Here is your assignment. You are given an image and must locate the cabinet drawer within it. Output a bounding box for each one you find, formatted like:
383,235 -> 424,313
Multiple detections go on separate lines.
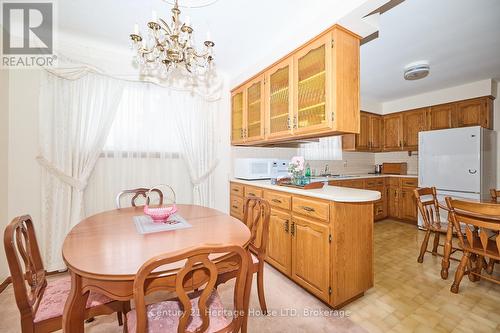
230,195 -> 244,220
374,202 -> 386,220
401,178 -> 418,188
292,197 -> 329,222
264,191 -> 291,210
244,186 -> 263,198
230,183 -> 244,197
364,178 -> 385,187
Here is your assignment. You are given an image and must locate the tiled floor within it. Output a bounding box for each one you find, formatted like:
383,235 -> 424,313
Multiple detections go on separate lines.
345,220 -> 500,333
0,219 -> 498,332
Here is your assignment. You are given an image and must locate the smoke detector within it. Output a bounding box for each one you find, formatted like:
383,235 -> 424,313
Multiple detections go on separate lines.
404,61 -> 430,80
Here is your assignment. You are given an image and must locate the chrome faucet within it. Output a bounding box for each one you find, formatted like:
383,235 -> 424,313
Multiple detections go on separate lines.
323,164 -> 329,176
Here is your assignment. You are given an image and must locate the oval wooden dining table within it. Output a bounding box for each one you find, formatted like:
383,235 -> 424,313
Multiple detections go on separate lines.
62,204 -> 251,332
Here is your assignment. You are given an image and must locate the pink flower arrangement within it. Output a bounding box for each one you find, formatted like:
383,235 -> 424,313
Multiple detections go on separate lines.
289,156 -> 305,173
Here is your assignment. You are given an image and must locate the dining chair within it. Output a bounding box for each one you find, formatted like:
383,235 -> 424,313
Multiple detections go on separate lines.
445,197 -> 500,293
115,188 -> 164,208
217,197 -> 270,314
485,188 -> 500,274
490,188 -> 500,201
414,187 -> 462,263
4,215 -> 129,333
127,244 -> 249,333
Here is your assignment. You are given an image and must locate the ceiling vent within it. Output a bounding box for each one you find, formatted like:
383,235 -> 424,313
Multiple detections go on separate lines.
404,61 -> 430,81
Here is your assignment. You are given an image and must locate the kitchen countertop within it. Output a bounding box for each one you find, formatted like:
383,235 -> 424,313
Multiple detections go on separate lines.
231,179 -> 381,203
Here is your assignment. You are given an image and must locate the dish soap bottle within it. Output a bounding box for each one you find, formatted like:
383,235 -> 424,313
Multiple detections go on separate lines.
305,163 -> 311,182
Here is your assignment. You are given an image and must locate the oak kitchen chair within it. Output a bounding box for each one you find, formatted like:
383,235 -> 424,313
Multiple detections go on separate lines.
115,187 -> 164,208
126,245 -> 249,333
217,197 -> 271,333
414,187 -> 462,268
445,198 -> 500,293
3,215 -> 128,333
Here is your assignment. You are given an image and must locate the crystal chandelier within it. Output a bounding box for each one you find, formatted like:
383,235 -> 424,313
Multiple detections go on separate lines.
129,0 -> 215,76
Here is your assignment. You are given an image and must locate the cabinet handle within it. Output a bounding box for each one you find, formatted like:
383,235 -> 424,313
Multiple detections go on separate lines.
233,188 -> 239,192
293,116 -> 298,128
287,116 -> 291,130
232,205 -> 238,209
284,220 -> 289,233
301,206 -> 315,212
247,193 -> 255,197
399,141 -> 402,147
291,222 -> 295,236
272,198 -> 282,204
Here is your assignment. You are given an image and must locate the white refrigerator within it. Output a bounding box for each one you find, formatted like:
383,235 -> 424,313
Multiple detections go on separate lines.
418,126 -> 497,228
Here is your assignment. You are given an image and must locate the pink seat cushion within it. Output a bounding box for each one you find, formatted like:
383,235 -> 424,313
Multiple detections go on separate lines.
251,253 -> 259,264
127,291 -> 230,333
34,276 -> 114,323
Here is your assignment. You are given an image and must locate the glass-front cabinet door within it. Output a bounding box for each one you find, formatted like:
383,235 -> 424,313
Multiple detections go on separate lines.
293,33 -> 332,134
244,75 -> 265,142
266,59 -> 293,139
231,88 -> 245,144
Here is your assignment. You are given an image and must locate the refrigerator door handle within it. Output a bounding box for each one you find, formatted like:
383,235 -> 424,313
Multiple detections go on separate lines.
468,169 -> 477,174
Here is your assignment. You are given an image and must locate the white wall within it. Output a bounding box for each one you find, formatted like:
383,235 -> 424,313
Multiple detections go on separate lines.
7,70 -> 42,235
495,80 -> 500,188
0,69 -> 9,281
382,79 -> 495,114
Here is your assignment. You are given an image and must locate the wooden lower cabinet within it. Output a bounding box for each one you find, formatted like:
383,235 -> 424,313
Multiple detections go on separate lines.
387,185 -> 400,218
291,215 -> 330,302
229,181 -> 374,308
267,209 -> 291,275
400,187 -> 417,221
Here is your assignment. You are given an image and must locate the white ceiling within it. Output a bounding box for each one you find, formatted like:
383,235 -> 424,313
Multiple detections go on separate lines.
56,0 -> 500,102
57,0 -> 373,85
361,0 -> 500,102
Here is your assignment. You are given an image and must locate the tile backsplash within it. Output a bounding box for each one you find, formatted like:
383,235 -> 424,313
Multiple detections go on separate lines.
231,146 -> 418,176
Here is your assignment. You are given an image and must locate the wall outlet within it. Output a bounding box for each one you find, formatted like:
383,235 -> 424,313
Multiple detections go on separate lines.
343,160 -> 348,168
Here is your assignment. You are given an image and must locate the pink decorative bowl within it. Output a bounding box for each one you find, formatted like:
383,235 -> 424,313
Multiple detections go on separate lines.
144,204 -> 177,223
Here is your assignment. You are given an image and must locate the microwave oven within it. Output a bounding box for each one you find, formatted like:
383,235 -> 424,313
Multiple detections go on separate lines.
234,158 -> 289,180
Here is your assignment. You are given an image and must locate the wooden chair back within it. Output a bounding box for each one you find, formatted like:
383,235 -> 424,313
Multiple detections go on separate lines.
3,215 -> 47,322
491,189 -> 500,201
445,197 -> 500,260
115,188 -> 163,208
243,197 -> 270,260
414,187 -> 442,229
133,245 -> 249,333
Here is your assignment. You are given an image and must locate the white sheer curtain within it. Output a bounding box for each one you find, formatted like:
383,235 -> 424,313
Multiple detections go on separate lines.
37,71 -> 125,271
298,136 -> 343,161
85,81 -> 193,216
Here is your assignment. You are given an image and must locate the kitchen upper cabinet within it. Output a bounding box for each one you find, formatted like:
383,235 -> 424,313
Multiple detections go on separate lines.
294,34 -> 332,134
455,97 -> 493,129
231,25 -> 361,146
382,114 -> 403,151
245,75 -> 265,142
370,114 -> 383,150
291,215 -> 330,302
342,112 -> 382,152
429,103 -> 455,130
266,59 -> 294,139
231,89 -> 245,144
267,209 -> 292,275
402,108 -> 428,150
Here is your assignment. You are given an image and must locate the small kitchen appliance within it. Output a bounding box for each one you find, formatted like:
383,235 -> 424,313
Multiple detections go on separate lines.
234,158 -> 289,180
